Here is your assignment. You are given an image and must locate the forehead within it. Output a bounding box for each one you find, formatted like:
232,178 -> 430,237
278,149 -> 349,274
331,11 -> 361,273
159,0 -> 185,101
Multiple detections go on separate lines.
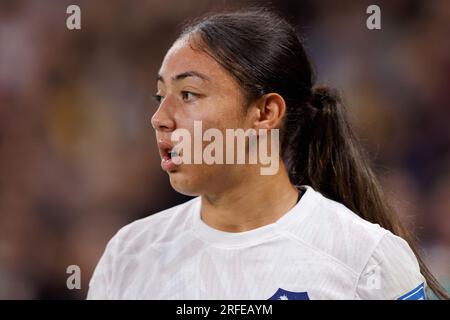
158,37 -> 231,83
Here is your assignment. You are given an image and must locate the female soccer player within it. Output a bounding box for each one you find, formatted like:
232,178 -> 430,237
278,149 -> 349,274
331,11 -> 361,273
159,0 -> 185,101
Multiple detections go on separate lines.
87,10 -> 449,300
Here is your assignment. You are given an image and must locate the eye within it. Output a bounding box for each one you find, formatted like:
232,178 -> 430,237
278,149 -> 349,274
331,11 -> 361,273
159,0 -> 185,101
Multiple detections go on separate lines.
153,94 -> 164,103
181,91 -> 198,102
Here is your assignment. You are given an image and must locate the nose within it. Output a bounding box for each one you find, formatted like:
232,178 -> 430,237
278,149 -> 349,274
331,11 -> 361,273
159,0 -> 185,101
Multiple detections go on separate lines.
151,99 -> 176,132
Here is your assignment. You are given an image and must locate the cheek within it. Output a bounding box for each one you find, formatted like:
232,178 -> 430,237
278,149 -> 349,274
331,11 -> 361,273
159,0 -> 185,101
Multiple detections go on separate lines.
219,95 -> 246,126
184,105 -> 236,132
203,101 -> 245,130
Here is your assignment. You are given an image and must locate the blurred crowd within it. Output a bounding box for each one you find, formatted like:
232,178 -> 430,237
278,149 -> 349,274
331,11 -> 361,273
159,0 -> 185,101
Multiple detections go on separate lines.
0,0 -> 449,299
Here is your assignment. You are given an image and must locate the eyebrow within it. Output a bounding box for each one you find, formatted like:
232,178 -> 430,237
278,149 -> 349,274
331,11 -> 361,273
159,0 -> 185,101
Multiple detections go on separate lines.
157,71 -> 210,83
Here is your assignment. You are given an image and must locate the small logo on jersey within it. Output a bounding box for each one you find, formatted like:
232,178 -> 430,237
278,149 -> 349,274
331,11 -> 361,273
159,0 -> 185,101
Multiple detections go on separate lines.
397,283 -> 426,300
268,288 -> 309,300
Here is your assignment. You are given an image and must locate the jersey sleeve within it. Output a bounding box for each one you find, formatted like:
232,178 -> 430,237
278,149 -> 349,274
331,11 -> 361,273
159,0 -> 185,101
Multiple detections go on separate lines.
86,237 -> 118,300
355,232 -> 427,300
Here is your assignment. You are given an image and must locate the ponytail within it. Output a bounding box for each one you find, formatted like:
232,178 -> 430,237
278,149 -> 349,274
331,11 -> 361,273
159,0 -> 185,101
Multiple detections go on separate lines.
289,85 -> 450,299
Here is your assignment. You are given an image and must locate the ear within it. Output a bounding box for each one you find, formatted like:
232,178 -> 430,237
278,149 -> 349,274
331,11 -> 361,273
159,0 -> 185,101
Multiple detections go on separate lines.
250,93 -> 287,130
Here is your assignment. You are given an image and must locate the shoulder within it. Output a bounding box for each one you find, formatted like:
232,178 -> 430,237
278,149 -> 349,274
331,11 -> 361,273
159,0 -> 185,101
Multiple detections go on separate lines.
292,186 -> 425,298
354,231 -> 426,299
105,196 -> 200,257
87,197 -> 200,299
288,186 -> 420,278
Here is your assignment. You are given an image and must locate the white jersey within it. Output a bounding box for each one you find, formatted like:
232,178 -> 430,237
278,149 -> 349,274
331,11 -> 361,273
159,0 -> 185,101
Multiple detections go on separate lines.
87,185 -> 426,300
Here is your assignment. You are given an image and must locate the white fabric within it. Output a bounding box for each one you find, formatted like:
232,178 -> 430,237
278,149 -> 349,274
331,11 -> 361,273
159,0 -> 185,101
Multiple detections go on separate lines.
87,185 -> 426,300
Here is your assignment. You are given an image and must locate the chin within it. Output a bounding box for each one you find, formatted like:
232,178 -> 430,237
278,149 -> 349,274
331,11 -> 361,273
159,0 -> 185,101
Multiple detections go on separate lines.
168,171 -> 202,197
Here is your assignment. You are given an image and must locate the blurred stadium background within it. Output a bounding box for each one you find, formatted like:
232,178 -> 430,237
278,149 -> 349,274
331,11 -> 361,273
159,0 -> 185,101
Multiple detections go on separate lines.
0,0 -> 449,299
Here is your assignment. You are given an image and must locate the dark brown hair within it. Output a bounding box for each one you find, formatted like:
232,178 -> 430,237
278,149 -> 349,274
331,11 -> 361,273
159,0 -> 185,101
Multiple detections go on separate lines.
179,9 -> 449,299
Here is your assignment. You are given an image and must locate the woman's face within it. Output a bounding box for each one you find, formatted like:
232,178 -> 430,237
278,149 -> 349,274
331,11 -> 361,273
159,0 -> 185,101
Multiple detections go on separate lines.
151,36 -> 256,196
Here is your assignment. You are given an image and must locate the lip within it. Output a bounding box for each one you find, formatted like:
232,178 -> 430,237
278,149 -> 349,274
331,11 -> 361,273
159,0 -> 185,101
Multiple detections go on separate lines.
157,139 -> 180,172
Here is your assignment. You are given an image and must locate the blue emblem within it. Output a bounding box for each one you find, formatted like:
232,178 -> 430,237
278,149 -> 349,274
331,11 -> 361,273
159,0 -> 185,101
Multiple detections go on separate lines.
397,283 -> 426,300
268,288 -> 309,300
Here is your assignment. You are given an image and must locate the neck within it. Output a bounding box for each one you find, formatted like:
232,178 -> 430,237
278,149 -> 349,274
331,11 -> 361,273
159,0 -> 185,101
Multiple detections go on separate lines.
200,162 -> 299,232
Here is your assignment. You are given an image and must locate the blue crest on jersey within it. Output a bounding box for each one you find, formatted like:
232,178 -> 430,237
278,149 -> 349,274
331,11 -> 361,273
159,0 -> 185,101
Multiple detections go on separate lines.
397,283 -> 426,300
268,288 -> 309,300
